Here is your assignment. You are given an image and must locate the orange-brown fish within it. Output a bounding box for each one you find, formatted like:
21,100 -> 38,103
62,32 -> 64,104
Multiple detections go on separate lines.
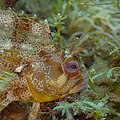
0,8 -> 86,111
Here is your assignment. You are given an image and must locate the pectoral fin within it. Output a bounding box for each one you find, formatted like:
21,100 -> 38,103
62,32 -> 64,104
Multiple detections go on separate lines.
0,99 -> 11,112
0,70 -> 17,92
0,70 -> 17,111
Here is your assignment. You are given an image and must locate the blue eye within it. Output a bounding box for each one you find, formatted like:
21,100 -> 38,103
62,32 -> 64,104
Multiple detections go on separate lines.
65,61 -> 79,73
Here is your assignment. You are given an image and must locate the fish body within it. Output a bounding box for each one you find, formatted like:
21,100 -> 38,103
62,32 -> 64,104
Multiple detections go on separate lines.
0,8 -> 86,111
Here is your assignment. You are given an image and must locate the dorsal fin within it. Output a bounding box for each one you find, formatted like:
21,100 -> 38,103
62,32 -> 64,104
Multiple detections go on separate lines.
0,8 -> 56,62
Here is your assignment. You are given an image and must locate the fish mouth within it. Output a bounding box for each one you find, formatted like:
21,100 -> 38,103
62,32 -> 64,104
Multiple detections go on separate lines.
69,80 -> 87,94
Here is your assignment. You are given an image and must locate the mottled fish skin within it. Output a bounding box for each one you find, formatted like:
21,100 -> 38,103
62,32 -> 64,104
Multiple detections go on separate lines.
0,8 -> 86,110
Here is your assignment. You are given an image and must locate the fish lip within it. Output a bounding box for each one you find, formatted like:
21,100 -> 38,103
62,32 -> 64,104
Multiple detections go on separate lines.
69,80 -> 87,94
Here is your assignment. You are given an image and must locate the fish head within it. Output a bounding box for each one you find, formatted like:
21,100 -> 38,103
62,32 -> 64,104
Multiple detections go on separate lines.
26,49 -> 87,102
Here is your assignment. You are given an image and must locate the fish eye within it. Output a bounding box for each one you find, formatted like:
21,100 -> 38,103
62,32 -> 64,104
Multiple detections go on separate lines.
65,61 -> 79,73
